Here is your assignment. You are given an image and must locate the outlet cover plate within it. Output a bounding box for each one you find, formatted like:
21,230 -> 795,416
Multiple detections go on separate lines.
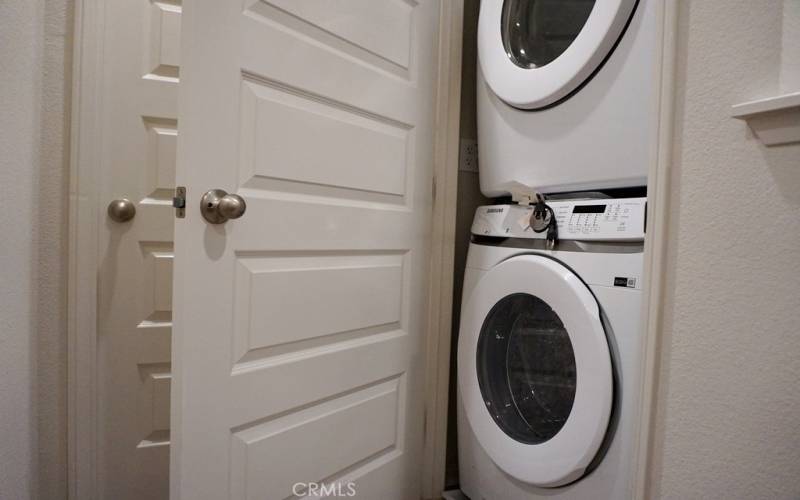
459,138 -> 479,173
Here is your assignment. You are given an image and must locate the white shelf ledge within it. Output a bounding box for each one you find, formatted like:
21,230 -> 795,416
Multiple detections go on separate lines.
731,91 -> 800,146
732,91 -> 800,117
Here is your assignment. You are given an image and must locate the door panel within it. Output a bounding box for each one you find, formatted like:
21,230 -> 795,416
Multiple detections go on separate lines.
232,252 -> 404,361
244,1 -> 414,79
240,79 -> 410,197
230,378 -> 402,500
172,2 -> 441,498
265,0 -> 413,70
97,0 -> 182,498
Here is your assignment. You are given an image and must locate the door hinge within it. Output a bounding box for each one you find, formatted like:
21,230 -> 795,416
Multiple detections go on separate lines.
173,186 -> 186,218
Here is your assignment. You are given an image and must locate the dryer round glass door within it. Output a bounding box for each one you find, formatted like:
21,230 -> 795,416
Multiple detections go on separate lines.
458,254 -> 613,487
478,0 -> 638,109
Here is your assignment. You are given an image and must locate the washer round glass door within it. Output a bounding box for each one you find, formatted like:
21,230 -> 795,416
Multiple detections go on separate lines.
458,254 -> 613,487
478,0 -> 638,109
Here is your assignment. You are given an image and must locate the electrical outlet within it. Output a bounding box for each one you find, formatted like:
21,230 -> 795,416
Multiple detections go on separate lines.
459,138 -> 479,173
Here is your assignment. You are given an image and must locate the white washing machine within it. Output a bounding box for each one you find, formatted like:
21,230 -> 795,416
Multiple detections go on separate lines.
477,0 -> 658,196
457,197 -> 646,499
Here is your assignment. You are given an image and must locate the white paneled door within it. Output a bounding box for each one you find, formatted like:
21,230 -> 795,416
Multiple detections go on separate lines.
171,2 -> 442,499
95,0 -> 181,498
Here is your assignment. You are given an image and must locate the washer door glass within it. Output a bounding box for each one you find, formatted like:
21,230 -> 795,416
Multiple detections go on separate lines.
502,0 -> 596,69
477,293 -> 577,444
457,254 -> 614,486
478,0 -> 638,109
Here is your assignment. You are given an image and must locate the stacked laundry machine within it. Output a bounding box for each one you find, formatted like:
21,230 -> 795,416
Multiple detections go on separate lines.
457,0 -> 658,498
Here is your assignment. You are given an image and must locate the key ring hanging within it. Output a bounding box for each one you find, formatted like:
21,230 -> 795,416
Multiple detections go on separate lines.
530,193 -> 559,249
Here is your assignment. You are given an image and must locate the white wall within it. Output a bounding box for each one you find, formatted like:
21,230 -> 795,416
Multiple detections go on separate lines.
0,0 -> 71,498
650,1 -> 800,498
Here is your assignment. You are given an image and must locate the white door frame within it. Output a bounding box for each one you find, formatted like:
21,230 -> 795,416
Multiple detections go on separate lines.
66,1 -> 463,499
632,1 -> 679,498
67,0 -> 105,498
422,2 -> 464,498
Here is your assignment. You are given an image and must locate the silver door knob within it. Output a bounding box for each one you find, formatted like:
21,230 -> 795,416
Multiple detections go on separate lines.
107,198 -> 136,223
200,189 -> 247,224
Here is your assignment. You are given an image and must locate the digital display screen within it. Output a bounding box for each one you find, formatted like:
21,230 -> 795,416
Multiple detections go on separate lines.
572,204 -> 606,214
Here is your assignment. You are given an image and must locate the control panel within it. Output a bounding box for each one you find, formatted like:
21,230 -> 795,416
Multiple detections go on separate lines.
471,198 -> 646,241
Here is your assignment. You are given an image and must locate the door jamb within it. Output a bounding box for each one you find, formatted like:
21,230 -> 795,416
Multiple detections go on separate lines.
421,2 -> 464,499
67,0 -> 104,498
632,1 -> 678,498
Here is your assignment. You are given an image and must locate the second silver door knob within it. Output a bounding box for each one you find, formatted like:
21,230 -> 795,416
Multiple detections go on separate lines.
200,189 -> 246,224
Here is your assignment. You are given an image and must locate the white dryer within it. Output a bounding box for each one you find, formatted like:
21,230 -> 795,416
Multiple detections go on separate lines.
457,198 -> 646,499
477,0 -> 658,196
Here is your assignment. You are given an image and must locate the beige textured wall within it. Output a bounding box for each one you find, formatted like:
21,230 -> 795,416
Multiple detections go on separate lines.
0,0 -> 71,498
781,0 -> 800,91
650,1 -> 800,498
